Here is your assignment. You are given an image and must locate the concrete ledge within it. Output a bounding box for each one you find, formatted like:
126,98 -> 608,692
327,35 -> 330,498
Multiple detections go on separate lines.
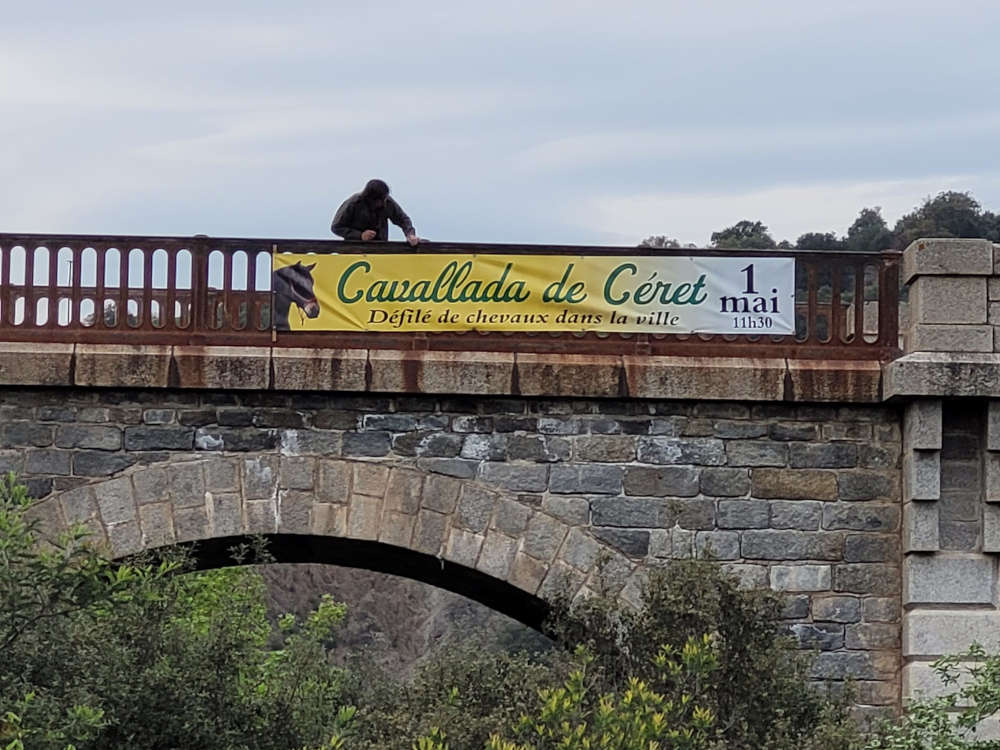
624,355 -> 786,401
75,344 -> 171,387
885,352 -> 1000,398
172,346 -> 270,389
786,359 -> 882,402
903,238 -> 994,283
271,347 -> 368,391
368,350 -> 515,395
0,342 -> 74,385
516,353 -> 623,398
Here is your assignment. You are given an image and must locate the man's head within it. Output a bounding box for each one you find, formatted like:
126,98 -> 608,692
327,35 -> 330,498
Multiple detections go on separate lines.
362,179 -> 390,209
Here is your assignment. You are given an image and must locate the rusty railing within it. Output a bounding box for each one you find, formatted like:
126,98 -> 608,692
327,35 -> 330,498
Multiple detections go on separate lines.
0,233 -> 900,359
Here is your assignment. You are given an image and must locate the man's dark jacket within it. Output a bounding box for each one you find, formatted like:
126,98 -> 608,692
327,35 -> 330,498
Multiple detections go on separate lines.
330,193 -> 414,241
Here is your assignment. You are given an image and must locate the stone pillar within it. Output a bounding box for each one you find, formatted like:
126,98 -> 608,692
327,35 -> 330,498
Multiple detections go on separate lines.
894,239 -> 1000,737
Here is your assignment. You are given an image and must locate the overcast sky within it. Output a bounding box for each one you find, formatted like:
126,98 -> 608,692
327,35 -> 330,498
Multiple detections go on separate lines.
3,0 -> 999,247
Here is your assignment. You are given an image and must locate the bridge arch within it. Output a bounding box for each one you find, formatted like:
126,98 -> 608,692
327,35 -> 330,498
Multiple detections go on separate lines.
27,454 -> 644,629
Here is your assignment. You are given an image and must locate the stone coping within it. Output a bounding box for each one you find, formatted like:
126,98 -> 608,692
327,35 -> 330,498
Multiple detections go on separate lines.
884,352 -> 1000,399
0,342 -> 885,402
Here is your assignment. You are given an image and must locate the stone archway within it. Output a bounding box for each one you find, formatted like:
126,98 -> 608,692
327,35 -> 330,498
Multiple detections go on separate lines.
27,453 -> 645,627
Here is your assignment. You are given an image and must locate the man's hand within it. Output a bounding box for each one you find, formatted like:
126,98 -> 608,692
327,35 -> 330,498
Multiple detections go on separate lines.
361,230 -> 377,241
406,232 -> 420,247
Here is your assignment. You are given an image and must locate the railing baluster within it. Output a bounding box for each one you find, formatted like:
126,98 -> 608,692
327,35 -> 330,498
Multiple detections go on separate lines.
0,243 -> 10,327
853,261 -> 865,347
24,246 -> 36,327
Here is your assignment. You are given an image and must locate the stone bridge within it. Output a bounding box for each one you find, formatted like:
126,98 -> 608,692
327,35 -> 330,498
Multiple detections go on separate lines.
4,237 -> 1000,725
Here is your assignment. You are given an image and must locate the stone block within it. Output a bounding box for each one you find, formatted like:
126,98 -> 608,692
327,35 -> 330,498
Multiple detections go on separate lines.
694,531 -> 739,560
138,503 -> 175,547
75,344 -> 171,387
574,435 -> 636,463
368,350 -> 515,395
786,360 -> 882,403
508,551 -> 548,595
636,437 -> 725,466
550,464 -> 623,495
846,623 -> 899,650
124,426 -> 194,451
95,476 -> 136,525
838,472 -> 897,501
352,462 -> 389,498
174,507 -> 209,543
560,528 -> 602,571
25,449 -> 71,475
790,623 -> 844,651
903,450 -> 940,501
699,467 -> 749,497
751,468 -> 837,500
903,555 -> 995,605
456,485 -> 498,532
769,564 -> 832,591
864,597 -> 900,623
460,434 -> 507,461
716,500 -> 770,529
242,456 -> 278,500
624,466 -> 699,497
378,510 -> 416,548
167,461 -> 206,509
278,457 -> 315,491
909,324 -> 993,352
73,451 -> 137,477
789,443 -> 858,469
987,454 -> 1000,504
813,595 -> 861,623
0,343 -> 73,385
413,510 -> 449,555
903,238 -> 994,282
833,564 -> 900,596
477,532 -> 518,578
444,527 -> 484,567
55,425 -> 122,451
422,473 -> 462,513
522,513 -> 569,561
989,402 -> 1000,451
492,498 -> 531,535
909,276 -> 987,324
770,422 -> 819,441
4,422 -> 54,448
770,500 -> 822,530
107,521 -> 141,557
316,460 -> 351,503
904,611 -> 1000,656
885,352 -> 1000,399
673,498 -> 716,530
844,534 -> 898,562
210,492 -> 243,537
985,504 -> 1000,552
516,353 -> 623,398
276,490 -> 311,533
721,563 -> 768,588
623,355 -> 786,401
726,440 -> 788,467
541,495 -> 590,526
380,469 -> 420,514
711,420 -> 767,439
59,486 -> 97,524
505,435 -> 568,463
347,494 -> 382,540
592,527 -> 650,557
342,432 -> 391,457
480,462 -> 548,492
822,504 -> 899,532
171,346 -> 269,389
740,530 -> 842,561
903,501 -> 939,552
903,400 -> 943,451
245,500 -> 278,534
270,347 -> 367,391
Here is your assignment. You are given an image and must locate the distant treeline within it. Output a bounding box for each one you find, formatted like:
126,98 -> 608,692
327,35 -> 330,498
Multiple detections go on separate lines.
641,190 -> 1000,252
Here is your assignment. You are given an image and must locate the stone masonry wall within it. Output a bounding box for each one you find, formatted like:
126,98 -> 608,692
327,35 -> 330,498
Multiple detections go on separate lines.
0,387 -> 902,713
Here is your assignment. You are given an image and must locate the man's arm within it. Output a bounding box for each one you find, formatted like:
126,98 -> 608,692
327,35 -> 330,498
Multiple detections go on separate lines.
331,198 -> 363,240
386,197 -> 418,246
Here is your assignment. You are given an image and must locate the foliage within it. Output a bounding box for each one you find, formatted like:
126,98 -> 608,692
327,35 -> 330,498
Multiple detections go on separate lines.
796,231 -> 842,250
545,560 -> 861,750
845,207 -> 893,252
485,640 -> 720,750
639,235 -> 682,249
0,474 -> 353,750
892,191 -> 998,249
709,220 -> 777,249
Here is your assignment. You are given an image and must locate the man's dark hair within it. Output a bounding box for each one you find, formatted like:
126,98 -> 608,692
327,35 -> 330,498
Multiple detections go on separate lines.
362,179 -> 390,200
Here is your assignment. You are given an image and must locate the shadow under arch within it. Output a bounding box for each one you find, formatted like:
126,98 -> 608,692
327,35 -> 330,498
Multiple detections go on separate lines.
167,532 -> 552,632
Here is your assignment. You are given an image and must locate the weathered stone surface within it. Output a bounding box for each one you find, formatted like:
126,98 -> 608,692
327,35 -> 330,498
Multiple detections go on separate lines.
73,451 -> 137,477
270,348 -> 367,391
508,551 -> 547,594
770,501 -> 822,530
787,360 -> 882,403
910,276 -> 987,325
25,449 -> 71,475
3,423 -> 54,447
412,509 -> 448,555
741,530 -> 842,561
789,443 -> 858,469
542,495 -> 590,526
790,623 -> 844,651
844,533 -> 898,562
574,435 -> 636,462
168,461 -> 206,508
833,564 -> 900,596
422,473 -> 462,513
884,352 -> 1000,399
138,503 -> 175,547
770,564 -> 832,591
0,343 -> 74,386
904,611 -> 1000,657
342,432 -> 391,457
909,324 -> 993,352
171,346 -> 269,390
823,504 -> 899,532
699,468 -> 749,497
211,492 -> 243,536
550,465 -> 622,495
636,437 -> 725,466
561,528 -> 601,570
751,469 -> 838,500
903,555 -> 995,605
522,514 -> 568,561
903,238 -> 994,282
717,500 -> 770,529
623,356 -> 786,401
726,441 -> 788,467
353,462 -> 389,497
592,527 -> 650,557
242,456 -> 278,500
769,422 -> 819,441
124,426 -> 194,451
75,345 -> 171,388
96,476 -> 136,525
516,353 -> 622,398
591,497 -> 660,527
811,651 -> 876,680
813,595 -> 862,623
694,530 -> 739,560
347,494 -> 382,540
445,527 -> 484,567
903,501 -> 940,552
55,425 -> 122,451
838,472 -> 897,501
624,466 -> 699,497
369,350 -> 515,395
492,498 -> 532,535
477,532 -> 517,578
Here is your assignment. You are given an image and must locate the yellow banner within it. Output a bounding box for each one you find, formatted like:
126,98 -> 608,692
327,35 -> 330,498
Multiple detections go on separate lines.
271,253 -> 795,334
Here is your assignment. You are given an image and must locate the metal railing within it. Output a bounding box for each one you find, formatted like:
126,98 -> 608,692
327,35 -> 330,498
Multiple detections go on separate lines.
0,233 -> 900,360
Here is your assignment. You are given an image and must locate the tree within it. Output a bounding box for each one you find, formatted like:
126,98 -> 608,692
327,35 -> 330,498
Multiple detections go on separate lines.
844,207 -> 893,253
796,232 -> 842,251
892,191 -> 991,250
639,236 -> 681,249
709,220 -> 777,249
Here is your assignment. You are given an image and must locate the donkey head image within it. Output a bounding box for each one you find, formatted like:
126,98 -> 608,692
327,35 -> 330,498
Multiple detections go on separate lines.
272,261 -> 320,331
